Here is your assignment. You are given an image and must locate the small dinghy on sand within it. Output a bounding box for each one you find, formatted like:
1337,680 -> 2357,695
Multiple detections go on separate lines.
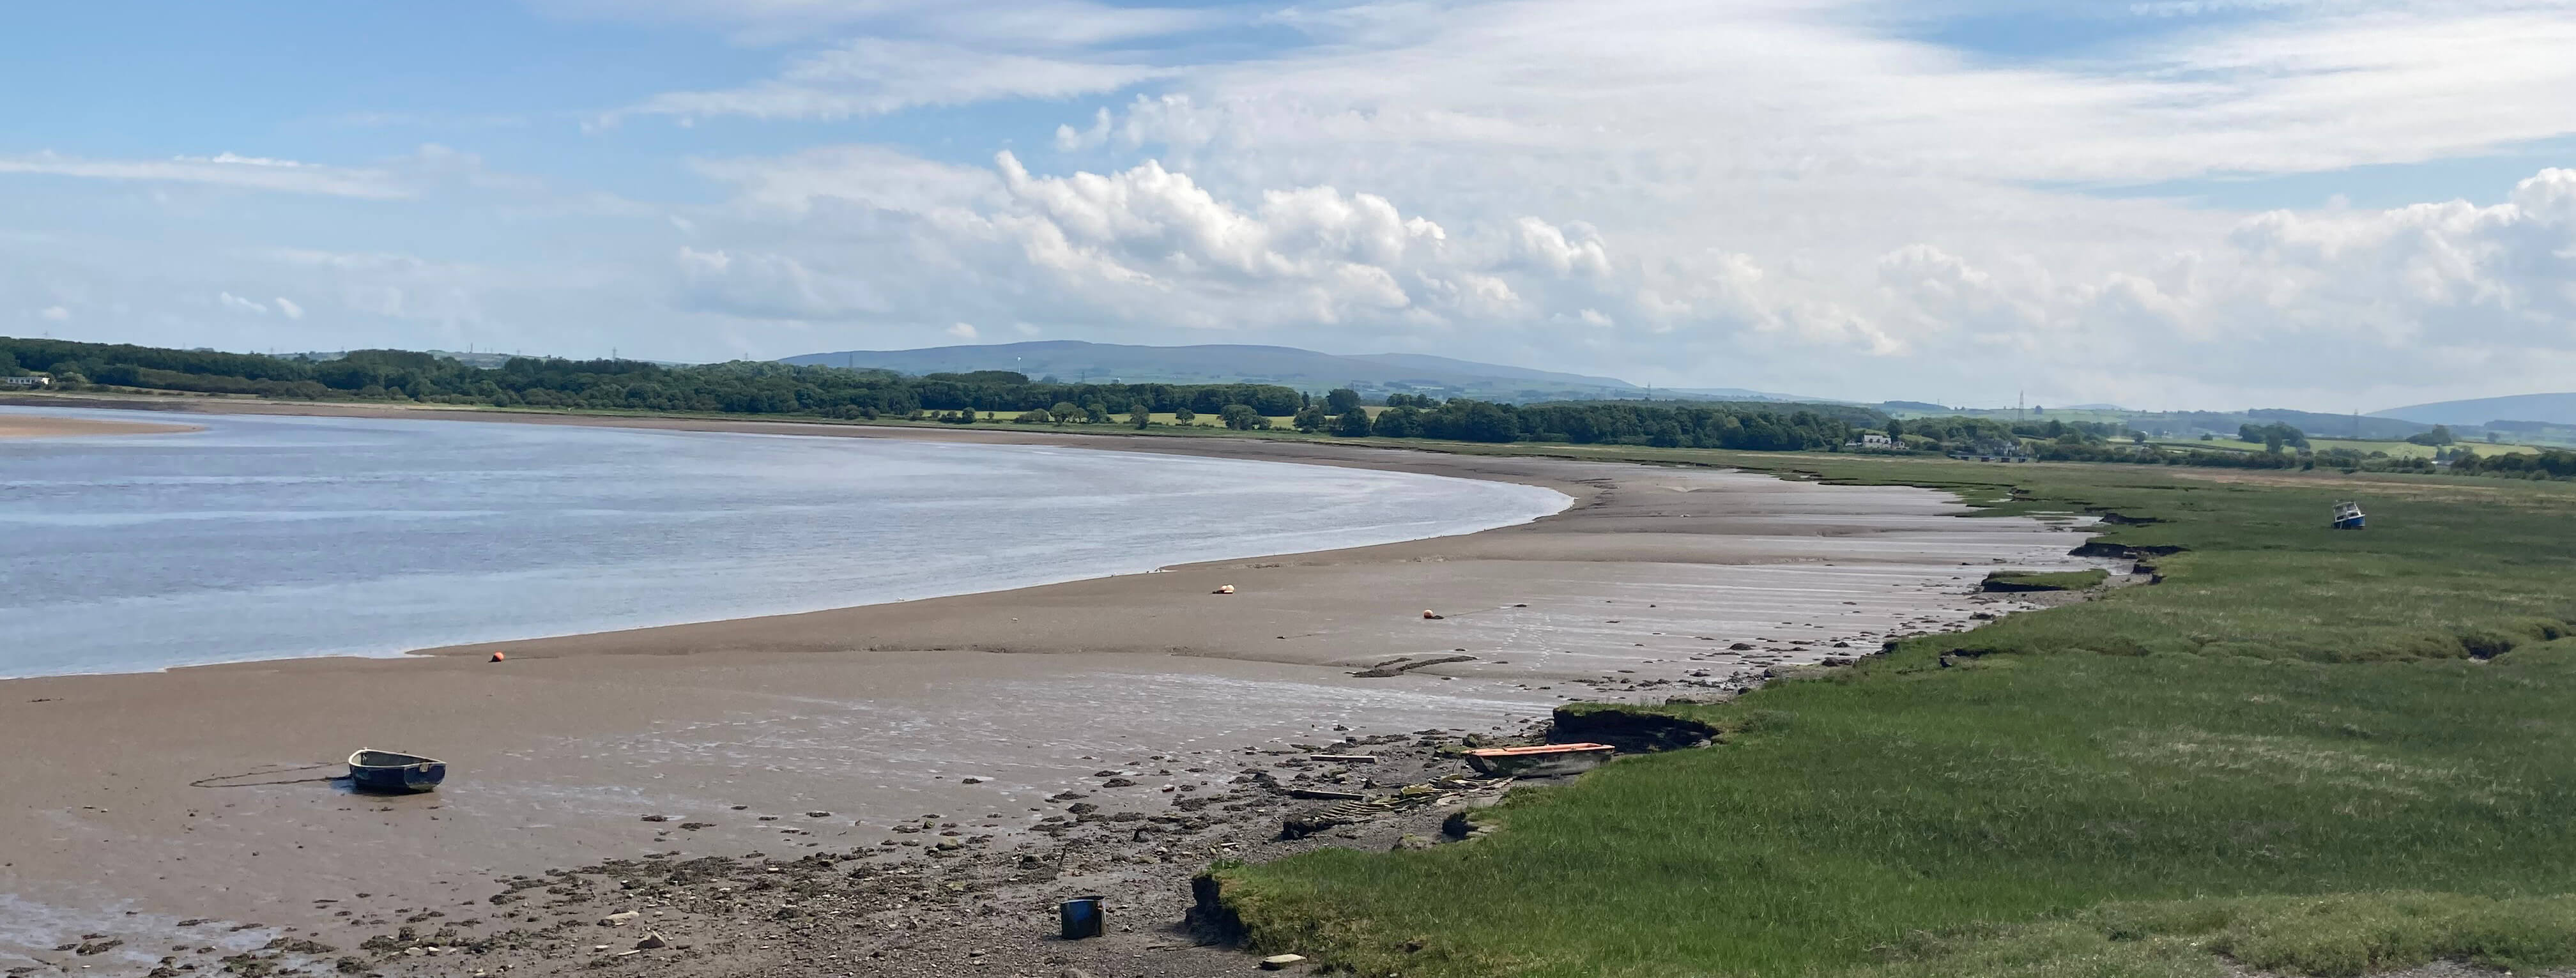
1466,742 -> 1616,777
348,749 -> 447,793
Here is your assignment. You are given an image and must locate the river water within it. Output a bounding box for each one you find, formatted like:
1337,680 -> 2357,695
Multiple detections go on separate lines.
0,408 -> 1568,678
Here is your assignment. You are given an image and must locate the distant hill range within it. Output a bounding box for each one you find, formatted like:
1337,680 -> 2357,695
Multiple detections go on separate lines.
2372,393 -> 2576,428
780,340 -> 1811,403
286,349 -> 525,369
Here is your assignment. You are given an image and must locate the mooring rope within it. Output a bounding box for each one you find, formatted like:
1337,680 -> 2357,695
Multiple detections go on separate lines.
189,762 -> 344,788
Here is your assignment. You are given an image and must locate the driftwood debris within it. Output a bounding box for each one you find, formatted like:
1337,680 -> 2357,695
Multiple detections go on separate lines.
1351,653 -> 1478,678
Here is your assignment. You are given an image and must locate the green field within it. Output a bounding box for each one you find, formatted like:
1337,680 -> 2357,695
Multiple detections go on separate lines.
2148,436 -> 2544,461
1140,411 -> 1298,429
2308,437 -> 2538,459
1204,451 -> 2576,978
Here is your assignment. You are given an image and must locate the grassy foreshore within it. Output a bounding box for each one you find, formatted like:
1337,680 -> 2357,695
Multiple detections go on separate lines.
1206,451 -> 2576,977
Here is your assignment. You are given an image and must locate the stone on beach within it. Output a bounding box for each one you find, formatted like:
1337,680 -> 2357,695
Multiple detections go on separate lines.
1261,953 -> 1308,968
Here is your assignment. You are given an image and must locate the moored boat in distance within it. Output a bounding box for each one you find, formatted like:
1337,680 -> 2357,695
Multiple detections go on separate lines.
1466,742 -> 1616,777
348,749 -> 447,793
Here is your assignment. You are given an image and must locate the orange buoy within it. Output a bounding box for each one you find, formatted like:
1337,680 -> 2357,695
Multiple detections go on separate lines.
489,652 -> 506,662
1214,585 -> 1236,595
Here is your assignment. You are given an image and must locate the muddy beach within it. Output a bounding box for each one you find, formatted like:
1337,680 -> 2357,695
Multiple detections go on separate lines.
0,406 -> 2115,977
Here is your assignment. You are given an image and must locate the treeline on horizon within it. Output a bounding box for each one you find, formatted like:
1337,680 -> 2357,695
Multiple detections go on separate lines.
1896,413 -> 2576,478
7,336 -> 2570,479
0,337 -> 1869,450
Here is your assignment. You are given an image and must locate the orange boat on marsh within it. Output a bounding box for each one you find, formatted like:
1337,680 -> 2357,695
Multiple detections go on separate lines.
1466,742 -> 1616,777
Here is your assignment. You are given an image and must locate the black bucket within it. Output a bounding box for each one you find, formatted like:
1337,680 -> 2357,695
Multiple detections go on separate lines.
1059,895 -> 1106,940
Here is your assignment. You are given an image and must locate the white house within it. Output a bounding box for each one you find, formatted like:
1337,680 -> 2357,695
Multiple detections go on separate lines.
1,376 -> 50,388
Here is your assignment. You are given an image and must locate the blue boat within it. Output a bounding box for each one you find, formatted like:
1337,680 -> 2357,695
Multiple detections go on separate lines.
348,749 -> 447,793
2331,500 -> 2366,530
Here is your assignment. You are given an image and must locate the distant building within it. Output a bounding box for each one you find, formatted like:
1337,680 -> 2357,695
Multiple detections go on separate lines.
1,376 -> 50,388
1846,432 -> 1896,450
1949,438 -> 2034,462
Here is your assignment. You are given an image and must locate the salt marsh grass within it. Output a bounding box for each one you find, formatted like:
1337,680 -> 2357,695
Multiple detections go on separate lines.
1211,454 -> 2576,978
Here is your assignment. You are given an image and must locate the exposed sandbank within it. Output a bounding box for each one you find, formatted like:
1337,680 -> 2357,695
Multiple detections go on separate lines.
0,413 -> 201,439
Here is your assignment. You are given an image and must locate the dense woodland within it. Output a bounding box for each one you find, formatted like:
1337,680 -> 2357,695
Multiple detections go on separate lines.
6,336 -> 2568,478
0,338 -> 1864,450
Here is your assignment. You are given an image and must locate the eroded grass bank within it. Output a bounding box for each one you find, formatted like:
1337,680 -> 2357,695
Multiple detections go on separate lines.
1205,454 -> 2576,978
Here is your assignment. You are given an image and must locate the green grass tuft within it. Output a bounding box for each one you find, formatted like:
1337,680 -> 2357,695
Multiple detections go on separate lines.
1860,892 -> 2576,978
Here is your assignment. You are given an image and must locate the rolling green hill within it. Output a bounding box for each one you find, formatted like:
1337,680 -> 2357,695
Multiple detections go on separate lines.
2375,392 -> 2576,427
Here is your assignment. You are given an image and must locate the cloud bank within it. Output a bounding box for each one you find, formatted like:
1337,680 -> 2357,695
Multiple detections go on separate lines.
6,0 -> 2575,409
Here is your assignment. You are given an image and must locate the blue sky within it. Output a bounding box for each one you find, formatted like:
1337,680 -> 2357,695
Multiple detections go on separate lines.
6,0 -> 2573,409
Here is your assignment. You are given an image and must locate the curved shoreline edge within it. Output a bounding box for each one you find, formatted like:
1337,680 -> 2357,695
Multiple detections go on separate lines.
1,403 -> 1575,681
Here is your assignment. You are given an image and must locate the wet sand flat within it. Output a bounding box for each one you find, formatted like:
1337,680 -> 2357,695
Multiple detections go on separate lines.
0,413 -> 201,438
0,408 -> 2107,969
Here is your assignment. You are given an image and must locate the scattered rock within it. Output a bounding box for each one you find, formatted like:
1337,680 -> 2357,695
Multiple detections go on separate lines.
598,911 -> 640,926
633,933 -> 666,951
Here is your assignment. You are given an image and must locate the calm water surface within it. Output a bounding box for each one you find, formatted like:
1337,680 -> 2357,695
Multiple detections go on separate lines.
0,408 -> 1567,678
